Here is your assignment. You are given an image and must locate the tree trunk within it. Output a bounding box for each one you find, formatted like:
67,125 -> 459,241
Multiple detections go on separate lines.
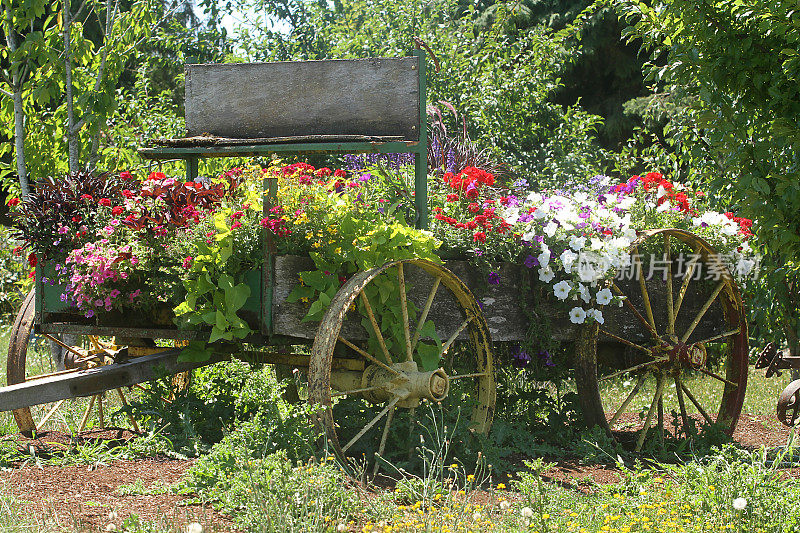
3,0 -> 30,196
12,82 -> 29,196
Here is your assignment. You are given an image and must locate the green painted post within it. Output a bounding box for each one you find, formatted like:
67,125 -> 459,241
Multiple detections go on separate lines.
186,157 -> 199,182
413,49 -> 428,230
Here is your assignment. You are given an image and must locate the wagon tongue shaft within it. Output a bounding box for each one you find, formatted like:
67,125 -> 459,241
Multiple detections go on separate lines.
0,349 -> 210,412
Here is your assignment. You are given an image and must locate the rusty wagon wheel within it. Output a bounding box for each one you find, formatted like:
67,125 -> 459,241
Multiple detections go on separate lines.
308,259 -> 495,471
7,290 -> 140,437
574,229 -> 748,451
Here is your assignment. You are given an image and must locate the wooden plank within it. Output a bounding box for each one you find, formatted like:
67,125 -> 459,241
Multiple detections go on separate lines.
271,256 -> 724,344
0,350 -> 198,411
185,58 -> 420,140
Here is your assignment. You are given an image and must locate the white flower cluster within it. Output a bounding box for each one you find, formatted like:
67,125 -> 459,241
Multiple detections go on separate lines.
500,184 -> 753,325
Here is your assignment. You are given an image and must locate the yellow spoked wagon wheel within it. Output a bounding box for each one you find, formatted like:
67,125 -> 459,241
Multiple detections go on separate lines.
7,290 -> 140,437
308,259 -> 495,471
575,229 -> 748,451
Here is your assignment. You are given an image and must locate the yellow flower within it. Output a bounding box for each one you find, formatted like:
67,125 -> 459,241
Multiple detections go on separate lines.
497,483 -> 506,490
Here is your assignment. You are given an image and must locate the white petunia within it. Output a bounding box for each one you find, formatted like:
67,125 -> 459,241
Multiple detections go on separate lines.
587,308 -> 605,324
578,283 -> 591,303
656,201 -> 672,213
569,307 -> 587,324
560,249 -> 578,272
722,223 -> 738,236
522,229 -> 537,242
596,288 -> 613,306
569,235 -> 587,251
553,280 -> 571,300
538,248 -> 551,268
656,185 -> 667,199
544,221 -> 558,237
538,266 -> 555,283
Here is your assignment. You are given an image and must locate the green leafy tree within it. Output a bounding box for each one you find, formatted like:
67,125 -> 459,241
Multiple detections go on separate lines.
617,0 -> 800,347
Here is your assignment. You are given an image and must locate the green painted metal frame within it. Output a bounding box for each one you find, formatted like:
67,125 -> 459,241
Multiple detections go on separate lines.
35,51 -> 429,341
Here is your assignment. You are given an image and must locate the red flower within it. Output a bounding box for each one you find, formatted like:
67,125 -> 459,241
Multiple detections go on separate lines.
99,198 -> 112,207
80,194 -> 93,201
446,194 -> 459,202
12,246 -> 22,257
231,221 -> 242,229
119,171 -> 133,180
467,203 -> 480,213
316,167 -> 332,177
334,169 -> 346,178
72,215 -> 82,223
6,198 -> 19,207
27,253 -> 37,267
473,232 -> 486,243
231,210 -> 244,220
147,171 -> 166,181
111,206 -> 124,216
122,189 -> 133,199
466,221 -> 478,230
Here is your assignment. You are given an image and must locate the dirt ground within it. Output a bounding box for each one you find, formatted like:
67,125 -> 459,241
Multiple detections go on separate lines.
0,412 -> 794,532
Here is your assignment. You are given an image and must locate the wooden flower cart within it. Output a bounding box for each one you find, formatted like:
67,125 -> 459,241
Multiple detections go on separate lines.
0,52 -> 749,460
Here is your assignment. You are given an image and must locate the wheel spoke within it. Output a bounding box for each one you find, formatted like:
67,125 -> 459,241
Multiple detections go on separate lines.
116,388 -> 141,433
36,399 -> 67,430
78,395 -> 96,432
674,375 -> 690,435
598,328 -> 651,354
679,381 -> 714,426
342,397 -> 399,453
41,333 -> 85,358
338,336 -> 402,376
441,316 -> 473,357
695,367 -> 739,388
611,283 -> 658,339
331,384 -> 386,398
411,277 -> 441,353
373,405 -> 396,476
599,356 -> 669,382
450,371 -> 488,380
665,234 -> 675,337
634,246 -> 658,336
681,280 -> 727,343
609,374 -> 646,427
397,265 -> 413,363
635,375 -> 665,452
673,246 -> 700,321
693,329 -> 740,345
97,394 -> 104,428
359,292 -> 394,365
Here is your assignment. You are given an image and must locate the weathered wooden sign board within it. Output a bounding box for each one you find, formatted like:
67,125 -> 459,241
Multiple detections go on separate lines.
185,58 -> 421,140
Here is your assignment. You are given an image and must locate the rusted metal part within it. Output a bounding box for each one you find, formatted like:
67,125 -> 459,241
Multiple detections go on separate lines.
574,229 -> 749,443
777,379 -> 800,426
755,342 -> 800,378
308,259 -> 495,458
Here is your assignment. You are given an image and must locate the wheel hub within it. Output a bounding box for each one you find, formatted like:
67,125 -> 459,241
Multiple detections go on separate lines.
331,361 -> 450,408
664,341 -> 707,370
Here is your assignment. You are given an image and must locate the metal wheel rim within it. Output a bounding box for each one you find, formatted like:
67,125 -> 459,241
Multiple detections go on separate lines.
308,259 -> 496,459
575,228 -> 748,448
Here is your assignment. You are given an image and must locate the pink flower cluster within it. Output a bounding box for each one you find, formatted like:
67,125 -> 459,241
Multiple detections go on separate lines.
59,241 -> 141,318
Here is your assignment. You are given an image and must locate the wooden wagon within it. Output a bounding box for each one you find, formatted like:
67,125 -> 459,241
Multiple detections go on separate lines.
0,52 -> 749,464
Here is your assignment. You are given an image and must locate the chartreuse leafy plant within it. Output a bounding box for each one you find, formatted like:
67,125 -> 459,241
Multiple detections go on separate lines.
287,210 -> 443,369
175,209 -> 254,360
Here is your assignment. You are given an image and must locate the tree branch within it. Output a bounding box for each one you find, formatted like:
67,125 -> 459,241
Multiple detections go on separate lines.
0,86 -> 12,98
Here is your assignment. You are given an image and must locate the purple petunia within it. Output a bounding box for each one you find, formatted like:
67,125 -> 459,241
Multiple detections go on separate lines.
487,271 -> 500,285
523,255 -> 538,268
512,345 -> 531,368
